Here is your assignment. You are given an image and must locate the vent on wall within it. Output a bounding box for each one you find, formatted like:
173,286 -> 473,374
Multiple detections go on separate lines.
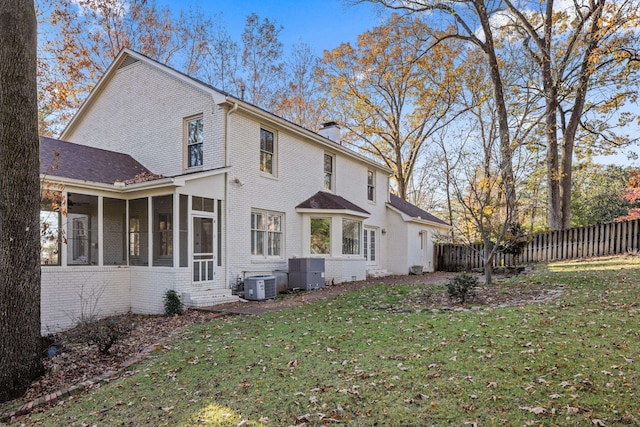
118,56 -> 139,70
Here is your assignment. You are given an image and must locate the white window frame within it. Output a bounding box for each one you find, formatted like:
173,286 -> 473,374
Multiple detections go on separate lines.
324,153 -> 334,191
185,115 -> 204,169
367,170 -> 375,202
251,209 -> 284,258
260,127 -> 277,176
342,218 -> 362,256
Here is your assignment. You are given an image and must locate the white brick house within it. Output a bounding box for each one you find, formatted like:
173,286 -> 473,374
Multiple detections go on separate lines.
40,49 -> 449,333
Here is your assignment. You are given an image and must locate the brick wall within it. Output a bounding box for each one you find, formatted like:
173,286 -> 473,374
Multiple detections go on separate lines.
64,60 -> 225,177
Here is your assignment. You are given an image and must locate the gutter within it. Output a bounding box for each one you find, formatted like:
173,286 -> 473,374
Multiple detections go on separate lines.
224,101 -> 238,290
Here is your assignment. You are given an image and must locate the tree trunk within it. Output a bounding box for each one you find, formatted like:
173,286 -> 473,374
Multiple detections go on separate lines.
483,239 -> 493,286
473,0 -> 517,224
0,0 -> 43,402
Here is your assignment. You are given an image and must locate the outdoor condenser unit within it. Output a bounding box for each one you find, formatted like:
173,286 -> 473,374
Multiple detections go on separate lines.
288,258 -> 325,290
244,275 -> 277,301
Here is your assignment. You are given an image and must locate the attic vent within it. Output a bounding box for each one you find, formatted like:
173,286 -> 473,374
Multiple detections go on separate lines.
118,56 -> 139,70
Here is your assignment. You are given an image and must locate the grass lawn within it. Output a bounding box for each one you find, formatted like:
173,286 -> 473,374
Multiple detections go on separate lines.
21,256 -> 640,426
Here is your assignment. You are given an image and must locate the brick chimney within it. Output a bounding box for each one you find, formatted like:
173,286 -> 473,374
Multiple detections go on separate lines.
318,121 -> 341,143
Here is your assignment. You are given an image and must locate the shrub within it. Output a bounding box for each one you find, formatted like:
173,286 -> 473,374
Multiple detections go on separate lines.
446,272 -> 479,304
164,289 -> 184,316
75,316 -> 131,355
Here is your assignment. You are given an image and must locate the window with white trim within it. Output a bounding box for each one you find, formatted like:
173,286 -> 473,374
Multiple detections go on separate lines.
342,219 -> 361,255
324,153 -> 334,191
310,217 -> 331,254
260,128 -> 276,175
186,116 -> 203,168
367,170 -> 375,201
251,210 -> 283,257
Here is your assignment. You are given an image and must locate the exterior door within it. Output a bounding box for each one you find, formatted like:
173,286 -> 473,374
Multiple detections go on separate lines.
192,216 -> 215,283
364,227 -> 377,267
421,230 -> 433,272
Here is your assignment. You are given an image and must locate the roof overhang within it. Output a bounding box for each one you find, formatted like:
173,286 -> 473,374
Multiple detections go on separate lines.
295,207 -> 370,219
386,204 -> 451,229
41,167 -> 229,194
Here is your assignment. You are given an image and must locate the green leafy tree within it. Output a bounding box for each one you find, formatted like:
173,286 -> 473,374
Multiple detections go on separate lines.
571,164 -> 633,226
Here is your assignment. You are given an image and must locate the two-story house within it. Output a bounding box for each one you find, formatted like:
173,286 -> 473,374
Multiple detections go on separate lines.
40,49 -> 449,333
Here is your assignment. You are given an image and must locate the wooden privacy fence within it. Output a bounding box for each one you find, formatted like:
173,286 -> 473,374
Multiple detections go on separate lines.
435,219 -> 640,271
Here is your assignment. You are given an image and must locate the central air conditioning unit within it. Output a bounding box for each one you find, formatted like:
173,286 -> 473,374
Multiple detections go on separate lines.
244,275 -> 277,301
288,258 -> 325,291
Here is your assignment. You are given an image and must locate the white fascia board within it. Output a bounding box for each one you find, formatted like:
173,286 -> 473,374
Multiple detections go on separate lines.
41,175 -> 181,194
295,208 -> 370,219
168,167 -> 230,184
219,97 -> 394,175
386,204 -> 451,229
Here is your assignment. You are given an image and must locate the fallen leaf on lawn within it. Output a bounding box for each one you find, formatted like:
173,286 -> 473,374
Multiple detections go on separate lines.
521,406 -> 546,415
161,406 -> 174,412
487,382 -> 497,388
620,354 -> 633,364
259,416 -> 269,423
326,347 -> 335,353
296,413 -> 312,422
621,412 -> 640,425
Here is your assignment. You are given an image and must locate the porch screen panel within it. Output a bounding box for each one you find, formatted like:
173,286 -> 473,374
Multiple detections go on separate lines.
179,195 -> 188,268
129,198 -> 148,266
40,192 -> 62,266
67,193 -> 99,265
153,195 -> 173,266
103,198 -> 126,265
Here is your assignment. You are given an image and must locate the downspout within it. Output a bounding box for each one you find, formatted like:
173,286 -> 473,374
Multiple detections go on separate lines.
224,101 -> 238,290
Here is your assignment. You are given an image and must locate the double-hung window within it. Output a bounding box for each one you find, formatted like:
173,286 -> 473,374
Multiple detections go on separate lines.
251,210 -> 283,257
324,153 -> 334,191
367,170 -> 375,202
186,116 -> 203,168
260,128 -> 275,175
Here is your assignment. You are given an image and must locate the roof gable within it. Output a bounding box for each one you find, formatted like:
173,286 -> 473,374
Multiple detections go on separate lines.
388,194 -> 448,226
296,191 -> 370,216
40,136 -> 151,184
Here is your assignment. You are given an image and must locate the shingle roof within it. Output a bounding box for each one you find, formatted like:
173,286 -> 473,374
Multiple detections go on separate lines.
296,191 -> 370,215
389,194 -> 449,226
40,136 -> 151,184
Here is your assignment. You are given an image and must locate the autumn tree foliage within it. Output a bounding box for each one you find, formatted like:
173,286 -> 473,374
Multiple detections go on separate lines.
0,0 -> 43,402
238,13 -> 285,110
320,14 -> 466,200
37,0 -> 216,134
364,0 -> 640,231
616,170 -> 640,221
274,42 -> 326,131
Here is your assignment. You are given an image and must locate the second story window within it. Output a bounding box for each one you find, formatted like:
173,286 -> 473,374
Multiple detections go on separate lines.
187,116 -> 203,168
260,128 -> 275,175
367,170 -> 375,201
324,153 -> 334,191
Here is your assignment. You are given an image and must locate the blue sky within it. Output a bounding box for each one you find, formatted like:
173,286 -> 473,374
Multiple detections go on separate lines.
158,0 -> 387,56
